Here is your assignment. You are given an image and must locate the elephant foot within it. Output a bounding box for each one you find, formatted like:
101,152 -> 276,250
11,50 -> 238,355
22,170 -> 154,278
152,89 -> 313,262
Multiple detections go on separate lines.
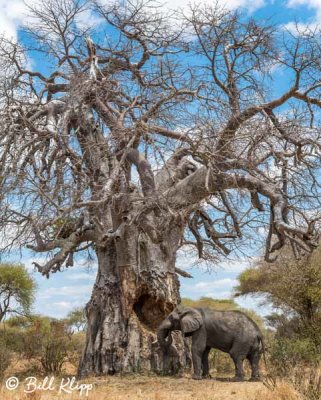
249,376 -> 262,382
192,374 -> 202,380
230,376 -> 244,382
202,374 -> 212,379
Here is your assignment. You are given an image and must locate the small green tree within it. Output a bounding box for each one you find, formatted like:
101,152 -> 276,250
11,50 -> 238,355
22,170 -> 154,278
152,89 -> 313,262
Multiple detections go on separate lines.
235,245 -> 321,352
0,264 -> 36,322
235,247 -> 321,324
64,307 -> 86,333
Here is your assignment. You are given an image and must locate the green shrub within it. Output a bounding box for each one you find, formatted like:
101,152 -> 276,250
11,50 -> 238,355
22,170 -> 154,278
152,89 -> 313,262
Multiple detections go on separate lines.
41,337 -> 68,375
0,325 -> 25,354
38,320 -> 71,374
2,315 -> 84,375
270,338 -> 319,376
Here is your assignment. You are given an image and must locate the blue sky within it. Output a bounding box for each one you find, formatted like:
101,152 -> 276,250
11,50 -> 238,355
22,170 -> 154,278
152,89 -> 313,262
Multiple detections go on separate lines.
1,0 -> 320,320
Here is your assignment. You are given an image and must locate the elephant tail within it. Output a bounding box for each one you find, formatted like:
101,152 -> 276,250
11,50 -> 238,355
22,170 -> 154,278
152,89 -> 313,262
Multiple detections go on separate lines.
258,335 -> 267,368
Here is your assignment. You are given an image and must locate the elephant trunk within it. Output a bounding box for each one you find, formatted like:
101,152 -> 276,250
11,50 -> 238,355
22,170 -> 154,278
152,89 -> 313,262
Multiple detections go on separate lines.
157,319 -> 173,349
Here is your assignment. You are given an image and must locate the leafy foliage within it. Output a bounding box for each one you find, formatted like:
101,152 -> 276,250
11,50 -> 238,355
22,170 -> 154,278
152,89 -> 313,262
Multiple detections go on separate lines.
64,307 -> 86,333
270,338 -> 319,375
40,320 -> 70,375
235,245 -> 321,324
236,248 -> 321,398
0,263 -> 36,322
1,314 -> 85,376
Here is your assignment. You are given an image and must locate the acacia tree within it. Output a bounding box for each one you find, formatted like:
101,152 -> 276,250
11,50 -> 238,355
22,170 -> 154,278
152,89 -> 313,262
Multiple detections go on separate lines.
65,307 -> 87,333
1,0 -> 321,376
0,264 -> 36,322
235,244 -> 321,343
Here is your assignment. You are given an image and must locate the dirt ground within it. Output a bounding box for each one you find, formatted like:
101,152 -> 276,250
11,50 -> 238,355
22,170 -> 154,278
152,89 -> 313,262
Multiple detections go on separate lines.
90,376 -> 265,400
0,375 -> 300,400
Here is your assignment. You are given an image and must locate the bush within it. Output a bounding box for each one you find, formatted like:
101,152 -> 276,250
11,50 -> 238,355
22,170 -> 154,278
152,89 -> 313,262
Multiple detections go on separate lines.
0,337 -> 12,380
2,315 -> 85,375
18,316 -> 52,360
270,338 -> 319,376
68,332 -> 86,367
0,325 -> 26,355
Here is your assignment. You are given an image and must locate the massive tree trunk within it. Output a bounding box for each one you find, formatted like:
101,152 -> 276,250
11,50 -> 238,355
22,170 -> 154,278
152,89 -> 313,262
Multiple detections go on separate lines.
78,221 -> 189,376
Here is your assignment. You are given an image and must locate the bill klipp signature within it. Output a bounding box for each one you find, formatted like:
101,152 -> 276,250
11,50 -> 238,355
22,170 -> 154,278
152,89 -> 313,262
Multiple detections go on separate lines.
5,376 -> 93,397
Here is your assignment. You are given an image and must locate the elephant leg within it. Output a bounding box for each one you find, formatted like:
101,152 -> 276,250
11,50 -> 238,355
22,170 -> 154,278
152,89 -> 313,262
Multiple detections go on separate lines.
248,350 -> 261,381
191,332 -> 206,380
202,347 -> 211,378
184,337 -> 192,369
230,348 -> 246,381
191,346 -> 204,380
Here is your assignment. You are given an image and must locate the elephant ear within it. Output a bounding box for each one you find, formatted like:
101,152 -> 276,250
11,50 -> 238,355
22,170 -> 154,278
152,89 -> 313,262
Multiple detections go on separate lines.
180,308 -> 203,334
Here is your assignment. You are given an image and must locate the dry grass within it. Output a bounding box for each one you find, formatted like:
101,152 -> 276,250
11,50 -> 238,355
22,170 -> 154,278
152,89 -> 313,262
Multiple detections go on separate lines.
255,381 -> 301,400
0,375 -> 302,400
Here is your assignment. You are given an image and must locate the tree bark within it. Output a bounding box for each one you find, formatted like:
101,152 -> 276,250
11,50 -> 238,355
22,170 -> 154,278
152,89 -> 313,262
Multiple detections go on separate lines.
78,222 -> 188,377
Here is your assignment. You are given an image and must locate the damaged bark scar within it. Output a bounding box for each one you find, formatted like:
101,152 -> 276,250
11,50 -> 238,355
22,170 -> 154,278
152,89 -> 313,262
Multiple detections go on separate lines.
133,294 -> 174,331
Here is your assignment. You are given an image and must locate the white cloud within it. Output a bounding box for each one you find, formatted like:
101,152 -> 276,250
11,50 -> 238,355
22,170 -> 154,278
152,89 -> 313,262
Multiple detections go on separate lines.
39,284 -> 93,298
0,0 -> 267,41
65,272 -> 96,281
182,278 -> 239,301
235,295 -> 272,317
194,278 -> 238,291
118,0 -> 267,18
285,0 -> 321,32
176,250 -> 252,275
157,0 -> 265,13
217,259 -> 252,274
204,291 -> 233,299
0,0 -> 27,39
36,284 -> 92,317
284,20 -> 319,33
75,8 -> 104,30
52,301 -> 74,310
47,300 -> 84,317
287,0 -> 321,10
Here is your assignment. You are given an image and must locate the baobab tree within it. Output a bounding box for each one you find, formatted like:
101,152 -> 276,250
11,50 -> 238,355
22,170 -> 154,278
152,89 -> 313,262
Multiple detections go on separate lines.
1,0 -> 321,376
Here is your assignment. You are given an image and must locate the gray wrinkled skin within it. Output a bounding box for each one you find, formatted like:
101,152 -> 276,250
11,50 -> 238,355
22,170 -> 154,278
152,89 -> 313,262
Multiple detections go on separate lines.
157,305 -> 264,381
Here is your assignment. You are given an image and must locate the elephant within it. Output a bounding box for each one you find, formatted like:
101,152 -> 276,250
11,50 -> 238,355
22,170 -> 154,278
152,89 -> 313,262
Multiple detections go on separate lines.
157,305 -> 265,381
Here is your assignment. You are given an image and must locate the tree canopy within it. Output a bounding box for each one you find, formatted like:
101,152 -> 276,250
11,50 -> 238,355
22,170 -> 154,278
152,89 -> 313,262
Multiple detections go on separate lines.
0,263 -> 36,322
0,0 -> 321,275
235,245 -> 321,324
64,307 -> 86,332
